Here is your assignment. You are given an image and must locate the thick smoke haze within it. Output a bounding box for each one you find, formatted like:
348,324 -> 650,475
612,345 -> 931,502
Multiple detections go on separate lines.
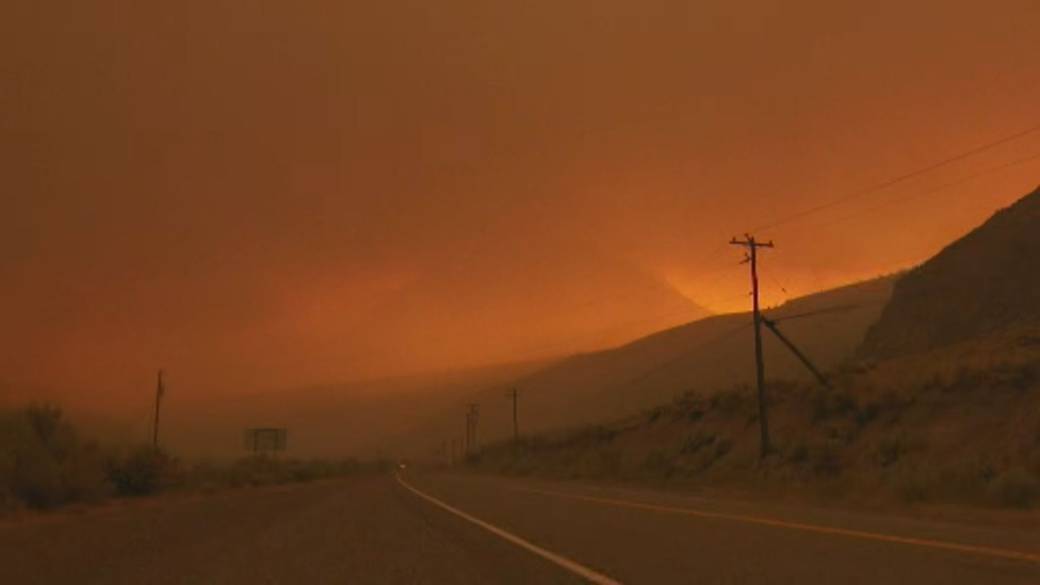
3,1 -> 1039,411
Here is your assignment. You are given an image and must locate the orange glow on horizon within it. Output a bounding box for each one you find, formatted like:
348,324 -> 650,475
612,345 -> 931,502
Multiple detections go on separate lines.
2,1 -> 1039,411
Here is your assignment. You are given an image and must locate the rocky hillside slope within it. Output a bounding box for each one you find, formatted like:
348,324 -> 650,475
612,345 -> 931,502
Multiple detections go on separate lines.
862,186 -> 1040,359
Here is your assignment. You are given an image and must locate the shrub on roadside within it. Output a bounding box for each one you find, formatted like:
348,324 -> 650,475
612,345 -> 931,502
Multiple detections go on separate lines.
876,433 -> 909,467
810,388 -> 858,423
0,405 -> 111,509
106,447 -> 177,496
894,468 -> 934,504
212,455 -> 366,488
708,387 -> 746,415
641,449 -> 675,478
809,441 -> 843,476
988,468 -> 1039,509
787,440 -> 809,464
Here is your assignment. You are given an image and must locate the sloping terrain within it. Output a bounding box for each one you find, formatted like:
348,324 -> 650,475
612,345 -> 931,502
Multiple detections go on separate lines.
469,187 -> 1040,509
474,322 -> 1040,508
401,276 -> 895,455
37,271 -> 892,461
862,186 -> 1040,359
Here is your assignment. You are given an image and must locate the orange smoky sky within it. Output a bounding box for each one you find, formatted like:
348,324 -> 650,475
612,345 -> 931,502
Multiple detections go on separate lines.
3,1 -> 1040,407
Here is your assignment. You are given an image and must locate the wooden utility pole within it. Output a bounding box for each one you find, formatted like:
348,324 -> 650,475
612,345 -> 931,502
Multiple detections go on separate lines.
505,388 -> 519,444
730,234 -> 774,458
465,403 -> 480,456
153,369 -> 165,450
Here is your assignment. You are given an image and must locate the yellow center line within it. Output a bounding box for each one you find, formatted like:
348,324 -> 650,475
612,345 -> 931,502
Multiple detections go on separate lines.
510,485 -> 1040,565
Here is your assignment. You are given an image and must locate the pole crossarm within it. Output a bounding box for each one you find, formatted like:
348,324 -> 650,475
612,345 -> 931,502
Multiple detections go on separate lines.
729,234 -> 775,249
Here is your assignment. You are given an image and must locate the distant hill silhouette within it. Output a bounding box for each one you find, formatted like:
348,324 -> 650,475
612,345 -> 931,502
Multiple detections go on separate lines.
398,275 -> 895,455
861,186 -> 1040,359
58,272 -> 897,459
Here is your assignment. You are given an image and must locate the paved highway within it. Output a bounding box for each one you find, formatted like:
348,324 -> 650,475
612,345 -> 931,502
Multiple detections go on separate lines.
1,472 -> 1037,584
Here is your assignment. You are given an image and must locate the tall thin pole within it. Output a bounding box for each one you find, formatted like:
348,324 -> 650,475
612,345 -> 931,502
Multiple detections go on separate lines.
505,388 -> 519,444
473,404 -> 479,452
465,403 -> 480,456
750,242 -> 768,458
153,369 -> 164,450
730,235 -> 774,458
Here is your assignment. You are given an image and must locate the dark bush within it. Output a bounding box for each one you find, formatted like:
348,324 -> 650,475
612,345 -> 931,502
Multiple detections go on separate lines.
642,449 -> 675,478
877,435 -> 908,467
681,432 -> 716,455
713,438 -> 733,458
989,468 -> 1039,509
0,405 -> 111,509
708,387 -> 746,415
788,441 -> 809,463
107,447 -> 174,496
810,388 -> 858,422
809,441 -> 843,476
896,470 -> 933,503
645,407 -> 665,423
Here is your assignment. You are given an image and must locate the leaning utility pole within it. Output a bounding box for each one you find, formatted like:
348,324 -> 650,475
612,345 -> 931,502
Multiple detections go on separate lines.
730,234 -> 774,458
152,369 -> 165,450
504,388 -> 519,444
761,317 -> 832,390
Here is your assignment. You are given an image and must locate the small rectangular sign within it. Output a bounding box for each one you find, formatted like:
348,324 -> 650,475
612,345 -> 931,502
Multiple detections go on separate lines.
244,427 -> 288,453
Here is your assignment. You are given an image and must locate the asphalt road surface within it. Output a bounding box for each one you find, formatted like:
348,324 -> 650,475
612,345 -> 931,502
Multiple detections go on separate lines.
1,472 -> 1037,584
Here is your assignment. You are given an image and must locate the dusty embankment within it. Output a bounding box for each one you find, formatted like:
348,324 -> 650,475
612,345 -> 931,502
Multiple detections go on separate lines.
470,324 -> 1040,511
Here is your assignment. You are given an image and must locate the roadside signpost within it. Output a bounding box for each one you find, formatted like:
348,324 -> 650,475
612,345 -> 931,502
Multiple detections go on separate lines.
243,427 -> 288,455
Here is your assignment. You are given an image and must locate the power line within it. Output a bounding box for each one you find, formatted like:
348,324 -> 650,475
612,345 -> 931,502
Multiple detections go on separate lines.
765,302 -> 883,324
780,150 -> 1040,236
751,122 -> 1040,233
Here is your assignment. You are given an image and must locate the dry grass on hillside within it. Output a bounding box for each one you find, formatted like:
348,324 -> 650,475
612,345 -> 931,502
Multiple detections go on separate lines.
472,324 -> 1040,509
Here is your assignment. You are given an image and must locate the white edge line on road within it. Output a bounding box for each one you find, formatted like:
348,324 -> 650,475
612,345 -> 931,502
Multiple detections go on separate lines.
509,485 -> 1040,565
396,474 -> 624,585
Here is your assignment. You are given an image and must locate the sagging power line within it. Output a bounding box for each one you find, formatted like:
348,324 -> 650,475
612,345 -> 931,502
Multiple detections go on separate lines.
752,121 -> 1040,233
777,150 -> 1040,238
